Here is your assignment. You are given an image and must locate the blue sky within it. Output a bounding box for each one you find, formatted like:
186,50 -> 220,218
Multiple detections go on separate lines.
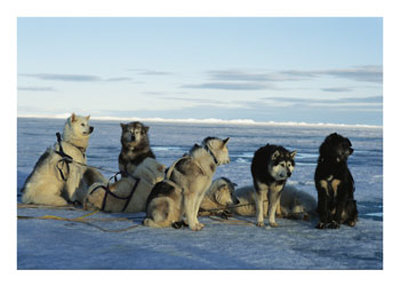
17,17 -> 383,125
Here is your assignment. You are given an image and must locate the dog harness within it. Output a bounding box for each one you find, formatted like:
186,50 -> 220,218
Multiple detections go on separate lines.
204,144 -> 220,165
54,132 -> 74,181
88,172 -> 141,212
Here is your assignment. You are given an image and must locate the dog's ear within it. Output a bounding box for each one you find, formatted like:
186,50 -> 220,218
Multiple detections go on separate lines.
86,115 -> 90,120
271,150 -> 280,161
71,113 -> 76,122
319,142 -> 327,155
290,150 -> 297,159
218,183 -> 228,190
120,123 -> 126,129
223,137 -> 230,145
143,126 -> 149,133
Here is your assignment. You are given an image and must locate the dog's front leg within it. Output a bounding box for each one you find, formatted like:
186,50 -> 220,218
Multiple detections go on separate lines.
268,190 -> 281,227
193,193 -> 205,229
331,185 -> 348,228
316,191 -> 330,229
184,192 -> 202,231
255,188 -> 268,227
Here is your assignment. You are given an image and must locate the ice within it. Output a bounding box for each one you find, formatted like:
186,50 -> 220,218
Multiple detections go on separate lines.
17,117 -> 383,269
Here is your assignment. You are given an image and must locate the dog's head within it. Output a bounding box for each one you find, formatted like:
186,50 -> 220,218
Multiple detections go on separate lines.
268,146 -> 296,181
319,132 -> 353,163
120,121 -> 150,148
202,136 -> 231,165
210,177 -> 238,206
65,113 -> 94,137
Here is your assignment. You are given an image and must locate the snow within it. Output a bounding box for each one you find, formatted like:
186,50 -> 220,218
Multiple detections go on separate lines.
17,117 -> 383,269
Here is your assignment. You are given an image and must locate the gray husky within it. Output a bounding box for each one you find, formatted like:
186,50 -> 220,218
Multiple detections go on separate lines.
198,177 -> 238,217
119,121 -> 155,175
251,144 -> 296,227
21,113 -> 95,206
143,137 -> 230,231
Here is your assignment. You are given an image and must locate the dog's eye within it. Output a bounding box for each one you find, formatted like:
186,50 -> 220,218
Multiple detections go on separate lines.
280,163 -> 285,167
81,123 -> 85,127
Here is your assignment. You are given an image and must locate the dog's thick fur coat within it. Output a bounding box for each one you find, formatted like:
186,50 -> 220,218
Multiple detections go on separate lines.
118,121 -> 155,175
144,137 -> 230,231
198,177 -> 238,217
232,185 -> 317,220
251,144 -> 296,227
22,113 -> 94,206
84,158 -> 165,213
315,133 -> 358,229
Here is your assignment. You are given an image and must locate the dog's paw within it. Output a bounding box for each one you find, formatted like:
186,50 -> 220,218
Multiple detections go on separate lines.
172,220 -> 189,229
220,210 -> 233,219
347,220 -> 357,227
190,223 -> 205,231
316,222 -> 327,229
328,221 -> 340,229
256,221 -> 265,227
269,222 -> 279,227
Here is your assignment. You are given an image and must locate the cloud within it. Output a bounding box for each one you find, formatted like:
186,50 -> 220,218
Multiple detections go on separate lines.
206,65 -> 382,84
105,77 -> 132,82
208,70 -> 315,82
317,65 -> 382,83
181,82 -> 274,90
258,95 -> 382,108
128,69 -> 172,76
18,86 -> 56,91
20,73 -> 102,81
19,73 -> 134,83
321,87 -> 353,92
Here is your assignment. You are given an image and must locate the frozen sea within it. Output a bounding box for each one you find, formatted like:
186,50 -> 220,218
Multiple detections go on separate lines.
17,117 -> 383,269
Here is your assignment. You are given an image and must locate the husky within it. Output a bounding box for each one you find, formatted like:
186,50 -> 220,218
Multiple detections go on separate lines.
251,144 -> 296,227
143,137 -> 230,231
315,133 -> 358,229
21,113 -> 94,206
232,185 -> 317,220
84,158 -> 165,213
118,121 -> 155,176
198,177 -> 238,218
74,167 -> 107,205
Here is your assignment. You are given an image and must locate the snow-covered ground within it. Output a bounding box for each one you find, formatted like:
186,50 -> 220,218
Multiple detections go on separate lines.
17,118 -> 382,269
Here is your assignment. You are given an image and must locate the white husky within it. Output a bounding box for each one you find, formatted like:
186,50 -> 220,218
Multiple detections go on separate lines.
21,113 -> 95,206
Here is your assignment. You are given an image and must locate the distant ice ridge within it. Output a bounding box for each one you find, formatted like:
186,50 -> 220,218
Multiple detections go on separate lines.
17,114 -> 382,129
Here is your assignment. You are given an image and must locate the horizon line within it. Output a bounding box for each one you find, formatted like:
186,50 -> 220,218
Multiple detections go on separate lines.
17,114 -> 382,129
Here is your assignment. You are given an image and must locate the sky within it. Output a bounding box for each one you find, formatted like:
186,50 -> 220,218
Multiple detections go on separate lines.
17,17 -> 383,125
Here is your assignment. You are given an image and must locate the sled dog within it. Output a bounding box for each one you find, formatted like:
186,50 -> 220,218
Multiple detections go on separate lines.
21,113 -> 94,206
144,137 -> 230,231
315,133 -> 358,229
74,167 -> 107,205
198,177 -> 238,217
84,158 -> 165,213
233,185 -> 317,220
251,144 -> 296,227
119,121 -> 155,175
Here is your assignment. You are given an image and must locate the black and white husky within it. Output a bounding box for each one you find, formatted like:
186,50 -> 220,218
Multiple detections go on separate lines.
118,121 -> 156,175
251,144 -> 296,227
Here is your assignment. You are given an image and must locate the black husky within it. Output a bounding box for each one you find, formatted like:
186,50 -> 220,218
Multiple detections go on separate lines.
315,133 -> 358,229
